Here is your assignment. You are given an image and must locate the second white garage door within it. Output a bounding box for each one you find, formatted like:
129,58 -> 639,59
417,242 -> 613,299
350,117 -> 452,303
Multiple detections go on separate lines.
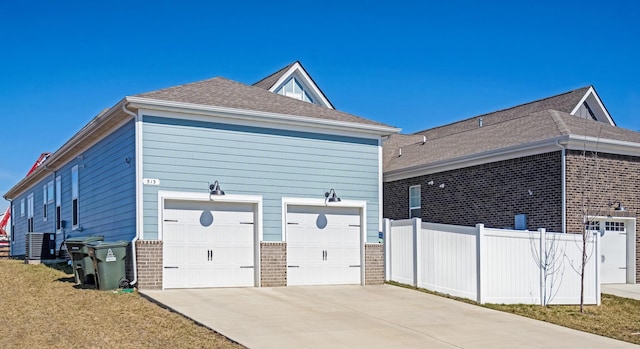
286,205 -> 362,286
163,200 -> 256,289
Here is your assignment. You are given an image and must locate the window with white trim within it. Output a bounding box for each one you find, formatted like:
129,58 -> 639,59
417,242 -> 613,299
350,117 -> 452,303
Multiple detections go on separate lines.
55,176 -> 61,231
27,193 -> 34,233
409,185 -> 421,218
585,221 -> 600,231
71,165 -> 79,229
20,198 -> 25,217
42,185 -> 47,221
605,221 -> 625,232
277,77 -> 315,104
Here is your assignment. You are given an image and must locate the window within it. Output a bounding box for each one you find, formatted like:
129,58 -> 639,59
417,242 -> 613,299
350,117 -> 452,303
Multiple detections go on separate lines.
605,221 -> 625,232
44,181 -> 53,221
71,165 -> 79,229
11,203 -> 15,242
43,185 -> 47,220
27,193 -> 34,233
585,221 -> 600,231
55,176 -> 61,231
277,77 -> 314,104
409,185 -> 421,218
20,198 -> 25,217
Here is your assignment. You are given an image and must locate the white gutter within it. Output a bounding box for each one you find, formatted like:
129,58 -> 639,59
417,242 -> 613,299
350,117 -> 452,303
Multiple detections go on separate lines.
555,141 -> 567,233
125,96 -> 401,137
121,103 -> 139,287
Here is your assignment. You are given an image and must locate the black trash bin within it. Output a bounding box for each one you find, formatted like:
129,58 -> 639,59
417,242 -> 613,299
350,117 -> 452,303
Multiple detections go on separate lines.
65,236 -> 104,284
87,241 -> 129,290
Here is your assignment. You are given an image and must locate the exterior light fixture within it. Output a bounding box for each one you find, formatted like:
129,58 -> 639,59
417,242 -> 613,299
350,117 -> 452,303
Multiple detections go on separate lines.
209,180 -> 225,196
325,189 -> 341,203
614,202 -> 625,211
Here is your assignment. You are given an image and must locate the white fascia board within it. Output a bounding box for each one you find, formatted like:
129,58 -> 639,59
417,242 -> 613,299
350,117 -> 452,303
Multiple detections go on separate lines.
268,62 -> 334,109
569,87 -> 615,126
564,135 -> 640,156
157,191 -> 263,241
127,96 -> 400,138
384,136 -> 570,182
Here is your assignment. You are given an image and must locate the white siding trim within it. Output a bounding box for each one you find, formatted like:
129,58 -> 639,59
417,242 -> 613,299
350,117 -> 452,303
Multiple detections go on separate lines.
135,113 -> 144,240
268,62 -> 334,109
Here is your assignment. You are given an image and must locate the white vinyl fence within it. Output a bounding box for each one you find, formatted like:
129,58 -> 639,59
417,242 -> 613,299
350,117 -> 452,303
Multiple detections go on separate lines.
384,218 -> 600,305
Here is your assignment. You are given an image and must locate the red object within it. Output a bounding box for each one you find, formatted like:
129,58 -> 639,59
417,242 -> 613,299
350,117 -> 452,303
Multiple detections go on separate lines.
0,152 -> 51,237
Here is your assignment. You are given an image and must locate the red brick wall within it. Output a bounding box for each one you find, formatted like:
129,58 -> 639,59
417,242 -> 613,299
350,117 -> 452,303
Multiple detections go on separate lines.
384,152 -> 563,232
565,150 -> 640,282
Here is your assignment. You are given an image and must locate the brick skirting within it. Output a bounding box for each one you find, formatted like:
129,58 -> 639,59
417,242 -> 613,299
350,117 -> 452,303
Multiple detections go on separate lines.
365,243 -> 385,285
260,242 -> 287,287
136,240 -> 163,290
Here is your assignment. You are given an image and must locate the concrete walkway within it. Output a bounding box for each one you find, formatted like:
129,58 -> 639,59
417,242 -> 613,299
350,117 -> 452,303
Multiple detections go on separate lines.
602,284 -> 640,301
142,285 -> 636,349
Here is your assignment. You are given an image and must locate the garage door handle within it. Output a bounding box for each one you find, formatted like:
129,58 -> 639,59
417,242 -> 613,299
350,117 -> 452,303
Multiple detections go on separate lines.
164,266 -> 179,269
240,266 -> 254,268
287,265 -> 299,268
287,222 -> 299,225
349,265 -> 361,268
240,222 -> 254,225
164,219 -> 178,222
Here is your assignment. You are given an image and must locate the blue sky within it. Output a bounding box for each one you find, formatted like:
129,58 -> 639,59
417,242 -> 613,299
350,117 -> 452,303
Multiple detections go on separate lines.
1,1 -> 639,211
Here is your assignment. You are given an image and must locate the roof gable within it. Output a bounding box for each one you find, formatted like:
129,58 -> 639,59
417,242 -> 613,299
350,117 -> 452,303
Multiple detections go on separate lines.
253,61 -> 335,109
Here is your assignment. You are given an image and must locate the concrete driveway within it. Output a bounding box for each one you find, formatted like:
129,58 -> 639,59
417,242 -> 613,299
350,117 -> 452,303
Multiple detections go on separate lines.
142,285 -> 635,349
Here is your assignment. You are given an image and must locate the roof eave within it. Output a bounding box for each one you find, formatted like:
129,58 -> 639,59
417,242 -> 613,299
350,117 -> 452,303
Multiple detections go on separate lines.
126,96 -> 400,137
4,99 -> 130,200
384,135 -> 640,182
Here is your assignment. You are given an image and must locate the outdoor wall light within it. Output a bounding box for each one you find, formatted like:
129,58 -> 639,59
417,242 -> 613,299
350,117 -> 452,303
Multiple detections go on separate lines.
614,202 -> 625,211
209,180 -> 225,196
325,189 -> 341,203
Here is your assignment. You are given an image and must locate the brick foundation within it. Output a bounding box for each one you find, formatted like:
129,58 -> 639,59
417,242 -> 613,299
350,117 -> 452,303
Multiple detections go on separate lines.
136,240 -> 163,290
365,243 -> 384,285
260,242 -> 287,287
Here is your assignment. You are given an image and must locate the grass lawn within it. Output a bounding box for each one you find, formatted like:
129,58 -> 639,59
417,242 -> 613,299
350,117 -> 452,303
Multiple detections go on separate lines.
388,281 -> 640,345
0,259 -> 243,349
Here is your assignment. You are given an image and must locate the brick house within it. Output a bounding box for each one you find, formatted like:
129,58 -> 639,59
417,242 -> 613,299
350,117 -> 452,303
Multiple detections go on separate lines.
383,86 -> 639,284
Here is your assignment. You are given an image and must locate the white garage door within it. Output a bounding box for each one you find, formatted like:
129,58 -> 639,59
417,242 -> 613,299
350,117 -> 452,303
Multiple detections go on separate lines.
286,205 -> 362,286
163,200 -> 255,289
600,221 -> 627,284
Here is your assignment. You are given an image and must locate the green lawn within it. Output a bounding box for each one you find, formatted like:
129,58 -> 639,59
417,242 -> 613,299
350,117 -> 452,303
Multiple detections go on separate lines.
0,259 -> 243,349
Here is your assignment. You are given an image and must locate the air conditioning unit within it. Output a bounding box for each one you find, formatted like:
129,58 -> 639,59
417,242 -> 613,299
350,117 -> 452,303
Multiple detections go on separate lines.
26,232 -> 56,260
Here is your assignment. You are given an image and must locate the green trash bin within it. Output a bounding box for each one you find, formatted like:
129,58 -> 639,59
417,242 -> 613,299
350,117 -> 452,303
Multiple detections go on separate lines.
65,236 -> 104,284
87,241 -> 129,291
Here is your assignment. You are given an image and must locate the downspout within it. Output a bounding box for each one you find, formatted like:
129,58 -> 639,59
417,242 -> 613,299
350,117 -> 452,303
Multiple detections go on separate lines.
122,103 -> 139,287
555,141 -> 567,233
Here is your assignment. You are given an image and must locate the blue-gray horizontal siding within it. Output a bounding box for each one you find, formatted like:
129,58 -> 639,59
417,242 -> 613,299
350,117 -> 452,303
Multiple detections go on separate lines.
10,121 -> 136,256
142,116 -> 381,242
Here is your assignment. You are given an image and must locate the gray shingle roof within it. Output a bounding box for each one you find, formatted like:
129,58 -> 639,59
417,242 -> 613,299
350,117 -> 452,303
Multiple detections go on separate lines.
413,86 -> 591,140
253,62 -> 296,90
135,76 -> 391,127
384,110 -> 640,172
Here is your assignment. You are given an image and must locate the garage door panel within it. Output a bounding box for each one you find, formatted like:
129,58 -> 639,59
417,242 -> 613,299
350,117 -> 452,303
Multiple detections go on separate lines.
286,205 -> 362,286
163,200 -> 256,289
